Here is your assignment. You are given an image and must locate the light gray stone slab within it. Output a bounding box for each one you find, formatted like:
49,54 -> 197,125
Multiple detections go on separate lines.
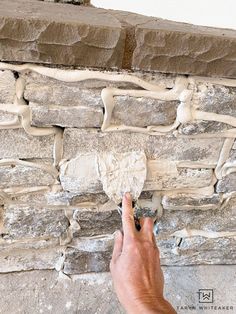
0,161 -> 55,188
162,194 -> 221,210
30,102 -> 103,128
0,247 -> 61,273
0,70 -> 15,103
216,173 -> 236,193
0,129 -> 55,158
63,129 -> 224,165
158,197 -> 236,238
3,204 -> 69,239
0,267 -> 235,314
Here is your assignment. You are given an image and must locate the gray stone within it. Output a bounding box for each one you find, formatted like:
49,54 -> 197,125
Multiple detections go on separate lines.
60,154 -> 214,194
0,247 -> 61,272
23,70 -> 175,97
179,120 -> 232,135
179,85 -> 236,134
0,129 -> 55,158
0,1 -> 125,68
73,208 -> 121,236
63,129 -> 224,165
0,161 -> 56,188
157,197 -> 236,238
111,97 -> 178,127
30,102 -> 103,128
63,247 -> 112,274
216,173 -> 236,193
133,19 -> 236,78
0,267 -> 236,314
0,111 -> 16,123
160,236 -> 236,265
162,194 -> 221,210
0,70 -> 15,103
3,204 -> 69,239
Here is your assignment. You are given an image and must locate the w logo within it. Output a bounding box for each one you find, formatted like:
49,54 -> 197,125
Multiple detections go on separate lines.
198,289 -> 214,303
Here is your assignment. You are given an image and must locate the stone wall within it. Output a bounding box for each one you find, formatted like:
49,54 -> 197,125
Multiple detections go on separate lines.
0,1 -> 236,313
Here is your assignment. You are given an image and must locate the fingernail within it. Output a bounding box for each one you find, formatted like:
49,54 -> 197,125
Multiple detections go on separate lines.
124,192 -> 131,201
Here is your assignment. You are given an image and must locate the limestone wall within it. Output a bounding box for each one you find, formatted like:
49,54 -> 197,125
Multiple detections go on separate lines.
0,1 -> 236,313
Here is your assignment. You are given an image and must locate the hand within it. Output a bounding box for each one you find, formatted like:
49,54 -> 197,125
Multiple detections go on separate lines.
110,193 -> 176,314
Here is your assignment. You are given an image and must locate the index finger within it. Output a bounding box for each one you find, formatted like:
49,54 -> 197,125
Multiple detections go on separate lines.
122,192 -> 136,238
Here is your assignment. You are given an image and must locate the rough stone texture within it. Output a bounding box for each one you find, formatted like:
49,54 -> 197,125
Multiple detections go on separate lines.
0,160 -> 56,188
0,0 -> 125,68
0,267 -> 236,314
216,173 -> 236,193
60,154 -> 213,194
73,208 -> 121,236
158,197 -> 236,237
0,70 -> 16,103
0,129 -> 55,159
133,20 -> 236,78
180,84 -> 236,134
0,2 -> 236,77
63,129 -> 224,165
0,247 -> 61,272
30,102 -> 103,128
111,97 -> 178,127
162,194 -> 221,210
3,204 -> 69,239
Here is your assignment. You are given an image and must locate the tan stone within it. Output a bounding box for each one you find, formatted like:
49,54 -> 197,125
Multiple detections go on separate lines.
0,0 -> 125,68
133,19 -> 236,78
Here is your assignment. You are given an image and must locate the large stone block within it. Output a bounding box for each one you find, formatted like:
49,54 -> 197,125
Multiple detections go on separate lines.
0,267 -> 235,314
0,1 -> 125,68
0,247 -> 61,272
30,102 -> 103,128
0,160 -> 56,188
63,129 -> 224,165
158,197 -> 236,238
60,153 -> 214,194
0,129 -> 55,158
111,97 -> 178,127
133,19 -> 236,78
73,207 -> 121,237
0,70 -> 15,103
216,173 -> 236,193
3,204 -> 69,239
162,194 -> 221,210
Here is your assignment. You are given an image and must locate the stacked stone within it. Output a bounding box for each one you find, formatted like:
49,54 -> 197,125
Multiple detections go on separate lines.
0,0 -> 236,312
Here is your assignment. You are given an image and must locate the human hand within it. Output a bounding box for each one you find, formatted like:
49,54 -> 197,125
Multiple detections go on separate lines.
110,193 -> 176,314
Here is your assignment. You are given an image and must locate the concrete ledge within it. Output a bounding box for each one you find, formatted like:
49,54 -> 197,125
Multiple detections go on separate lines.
0,0 -> 236,77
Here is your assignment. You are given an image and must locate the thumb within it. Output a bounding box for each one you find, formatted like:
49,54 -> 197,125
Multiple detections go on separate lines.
112,230 -> 123,261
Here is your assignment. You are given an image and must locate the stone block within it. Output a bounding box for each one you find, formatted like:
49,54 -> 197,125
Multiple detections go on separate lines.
0,267 -> 236,314
0,129 -> 55,158
30,102 -> 103,128
3,204 -> 69,239
0,70 -> 15,103
162,194 -> 221,210
111,97 -> 178,127
63,129 -> 224,165
0,160 -> 56,188
0,247 -> 61,272
133,19 -> 236,78
60,154 -> 214,194
179,84 -> 236,134
216,173 -> 236,193
157,197 -> 236,238
73,208 -> 121,236
0,1 -> 125,68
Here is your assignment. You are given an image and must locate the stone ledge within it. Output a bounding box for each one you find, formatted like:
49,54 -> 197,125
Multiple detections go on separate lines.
0,0 -> 235,78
